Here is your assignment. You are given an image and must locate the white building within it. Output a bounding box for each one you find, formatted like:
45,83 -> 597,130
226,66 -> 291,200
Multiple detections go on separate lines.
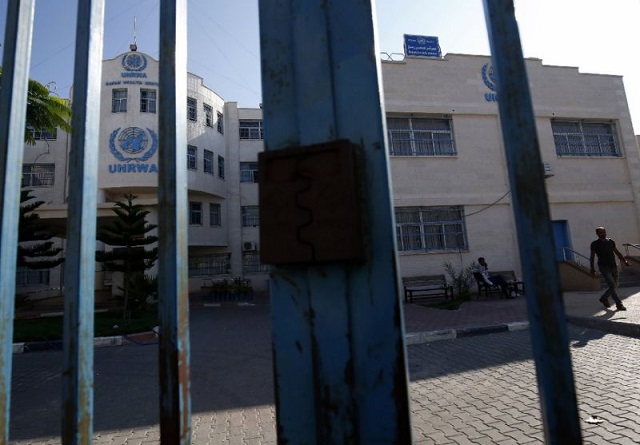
22,48 -> 269,297
20,48 -> 640,298
383,53 -> 640,282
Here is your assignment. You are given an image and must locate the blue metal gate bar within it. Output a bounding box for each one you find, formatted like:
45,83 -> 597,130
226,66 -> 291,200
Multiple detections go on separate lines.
61,1 -> 105,443
157,1 -> 192,443
482,1 -> 582,443
0,0 -> 35,441
259,1 -> 412,443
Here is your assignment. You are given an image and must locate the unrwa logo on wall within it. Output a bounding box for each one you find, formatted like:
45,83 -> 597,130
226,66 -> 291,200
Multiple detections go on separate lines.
108,127 -> 158,173
482,63 -> 498,102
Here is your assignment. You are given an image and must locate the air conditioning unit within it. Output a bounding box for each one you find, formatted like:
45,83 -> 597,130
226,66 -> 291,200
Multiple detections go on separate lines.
243,241 -> 257,252
543,162 -> 554,178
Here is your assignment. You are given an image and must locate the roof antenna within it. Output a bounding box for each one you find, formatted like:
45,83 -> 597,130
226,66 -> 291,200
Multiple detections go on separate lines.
130,16 -> 138,51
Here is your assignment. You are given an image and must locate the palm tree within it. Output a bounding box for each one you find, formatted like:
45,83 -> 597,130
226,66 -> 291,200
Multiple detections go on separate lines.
0,67 -> 72,144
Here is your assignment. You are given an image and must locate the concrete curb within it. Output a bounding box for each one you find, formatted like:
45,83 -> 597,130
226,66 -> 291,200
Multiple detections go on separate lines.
405,321 -> 530,345
13,330 -> 157,354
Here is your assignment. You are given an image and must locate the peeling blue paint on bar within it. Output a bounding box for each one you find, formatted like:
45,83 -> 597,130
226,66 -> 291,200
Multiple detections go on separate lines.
0,1 -> 36,441
482,1 -> 582,443
61,1 -> 105,443
259,1 -> 412,443
157,1 -> 192,443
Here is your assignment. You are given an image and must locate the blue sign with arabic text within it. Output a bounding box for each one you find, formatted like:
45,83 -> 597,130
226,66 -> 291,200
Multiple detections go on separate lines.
404,34 -> 441,58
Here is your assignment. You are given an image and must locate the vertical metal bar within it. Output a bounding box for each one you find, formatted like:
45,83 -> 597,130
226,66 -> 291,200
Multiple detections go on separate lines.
0,1 -> 35,441
259,0 -> 412,443
61,1 -> 105,443
482,1 -> 582,443
158,1 -> 191,443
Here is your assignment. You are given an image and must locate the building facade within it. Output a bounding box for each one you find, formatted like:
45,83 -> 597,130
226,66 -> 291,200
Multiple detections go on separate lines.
20,49 -> 640,297
384,54 -> 640,279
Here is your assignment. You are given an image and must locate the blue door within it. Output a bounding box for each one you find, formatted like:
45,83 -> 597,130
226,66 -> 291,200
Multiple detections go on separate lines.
552,220 -> 573,261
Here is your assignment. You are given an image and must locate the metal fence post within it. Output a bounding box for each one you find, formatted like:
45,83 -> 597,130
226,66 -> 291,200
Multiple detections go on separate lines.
259,1 -> 412,443
482,1 -> 582,443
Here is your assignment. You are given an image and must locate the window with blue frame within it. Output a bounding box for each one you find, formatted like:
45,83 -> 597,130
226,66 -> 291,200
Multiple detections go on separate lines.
387,116 -> 456,156
395,206 -> 467,252
552,120 -> 620,157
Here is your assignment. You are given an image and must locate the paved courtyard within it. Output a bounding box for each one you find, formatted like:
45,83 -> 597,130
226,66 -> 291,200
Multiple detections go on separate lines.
9,303 -> 640,444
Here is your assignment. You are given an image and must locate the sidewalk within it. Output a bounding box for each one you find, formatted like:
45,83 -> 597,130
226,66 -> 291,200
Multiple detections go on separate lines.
403,286 -> 640,344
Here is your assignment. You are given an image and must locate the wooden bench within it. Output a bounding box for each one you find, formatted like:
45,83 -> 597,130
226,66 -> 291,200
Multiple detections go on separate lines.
402,274 -> 453,303
473,270 -> 523,299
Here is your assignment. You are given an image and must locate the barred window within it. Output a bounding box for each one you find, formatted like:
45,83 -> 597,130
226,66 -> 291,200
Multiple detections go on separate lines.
239,119 -> 264,140
187,97 -> 197,121
204,104 -> 213,127
218,155 -> 225,179
209,203 -> 221,226
552,121 -> 620,157
204,149 -> 214,174
387,116 -> 455,156
395,206 -> 467,252
190,201 -> 203,225
243,251 -> 269,274
112,88 -> 127,113
188,253 -> 231,277
241,206 -> 259,227
140,89 -> 156,113
22,164 -> 55,187
16,266 -> 50,286
27,126 -> 57,140
217,112 -> 224,134
187,145 -> 197,170
240,162 -> 259,183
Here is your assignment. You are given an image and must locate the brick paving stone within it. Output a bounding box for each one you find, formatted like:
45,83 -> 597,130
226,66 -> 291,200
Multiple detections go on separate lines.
10,296 -> 640,444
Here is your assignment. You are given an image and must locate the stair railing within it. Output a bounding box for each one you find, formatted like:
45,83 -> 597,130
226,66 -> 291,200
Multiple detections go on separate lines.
622,243 -> 640,257
561,247 -> 591,268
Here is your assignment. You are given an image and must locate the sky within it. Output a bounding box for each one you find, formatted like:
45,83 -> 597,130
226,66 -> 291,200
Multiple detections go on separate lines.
1,0 -> 640,131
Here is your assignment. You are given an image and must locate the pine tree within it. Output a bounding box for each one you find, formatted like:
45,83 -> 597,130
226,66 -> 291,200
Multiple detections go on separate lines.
18,190 -> 65,269
96,194 -> 158,320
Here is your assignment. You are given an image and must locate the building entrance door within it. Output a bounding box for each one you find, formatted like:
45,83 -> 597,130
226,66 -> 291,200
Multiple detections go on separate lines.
552,220 -> 573,261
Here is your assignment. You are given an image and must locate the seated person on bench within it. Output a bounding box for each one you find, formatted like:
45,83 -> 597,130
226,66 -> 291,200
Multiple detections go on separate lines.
475,257 -> 516,299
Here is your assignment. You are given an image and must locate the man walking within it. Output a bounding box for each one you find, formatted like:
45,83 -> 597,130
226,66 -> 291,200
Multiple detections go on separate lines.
590,226 -> 630,311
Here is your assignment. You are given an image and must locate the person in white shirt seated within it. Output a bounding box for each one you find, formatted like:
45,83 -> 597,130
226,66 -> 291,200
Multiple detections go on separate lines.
475,257 -> 515,299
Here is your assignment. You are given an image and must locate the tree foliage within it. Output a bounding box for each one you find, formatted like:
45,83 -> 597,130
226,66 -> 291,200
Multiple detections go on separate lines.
0,67 -> 72,144
96,194 -> 158,319
18,190 -> 64,269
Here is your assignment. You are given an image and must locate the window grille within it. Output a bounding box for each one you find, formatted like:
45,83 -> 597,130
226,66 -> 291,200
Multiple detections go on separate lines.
241,206 -> 260,227
218,155 -> 225,179
395,206 -> 467,251
16,266 -> 50,286
187,145 -> 197,170
189,202 -> 203,225
22,164 -> 55,187
239,119 -> 264,139
188,253 -> 231,276
204,104 -> 213,127
552,121 -> 620,157
209,203 -> 221,226
203,149 -> 214,174
27,126 -> 57,140
187,97 -> 197,121
387,116 -> 456,156
217,111 -> 224,134
240,162 -> 259,183
140,89 -> 157,113
242,251 -> 269,273
111,88 -> 127,113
